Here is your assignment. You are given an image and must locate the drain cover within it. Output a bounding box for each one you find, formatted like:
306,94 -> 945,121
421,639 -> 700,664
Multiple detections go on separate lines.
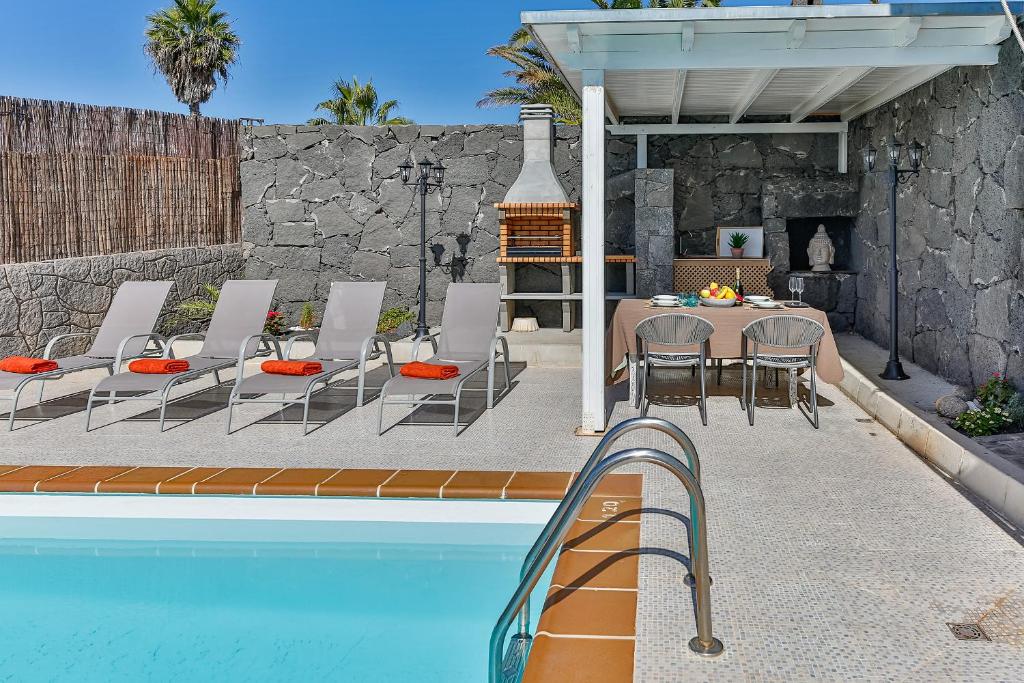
946,623 -> 990,641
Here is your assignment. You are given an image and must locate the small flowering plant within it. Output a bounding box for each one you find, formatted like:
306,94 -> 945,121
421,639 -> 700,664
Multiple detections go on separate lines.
953,372 -> 1016,437
264,310 -> 286,336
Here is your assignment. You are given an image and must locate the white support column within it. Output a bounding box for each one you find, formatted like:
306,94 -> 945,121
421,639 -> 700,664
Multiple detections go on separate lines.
636,133 -> 648,169
581,69 -> 606,434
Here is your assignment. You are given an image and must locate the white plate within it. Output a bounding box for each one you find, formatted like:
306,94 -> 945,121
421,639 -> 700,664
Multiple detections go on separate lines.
651,300 -> 681,307
743,295 -> 771,303
752,302 -> 783,309
652,295 -> 678,302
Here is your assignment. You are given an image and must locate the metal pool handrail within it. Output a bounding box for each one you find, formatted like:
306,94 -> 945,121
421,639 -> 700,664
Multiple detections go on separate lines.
488,447 -> 724,683
514,416 -> 702,638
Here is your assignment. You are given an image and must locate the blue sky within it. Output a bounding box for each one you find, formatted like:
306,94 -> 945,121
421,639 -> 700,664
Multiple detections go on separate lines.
0,0 -> 992,124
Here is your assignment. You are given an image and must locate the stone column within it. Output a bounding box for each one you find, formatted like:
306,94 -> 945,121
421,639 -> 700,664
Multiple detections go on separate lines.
634,168 -> 675,298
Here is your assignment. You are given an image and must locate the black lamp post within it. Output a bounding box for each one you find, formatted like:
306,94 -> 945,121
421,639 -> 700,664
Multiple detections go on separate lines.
862,132 -> 924,381
398,157 -> 446,339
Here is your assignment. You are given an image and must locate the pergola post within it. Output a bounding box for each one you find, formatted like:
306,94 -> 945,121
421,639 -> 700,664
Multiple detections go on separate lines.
581,69 -> 606,434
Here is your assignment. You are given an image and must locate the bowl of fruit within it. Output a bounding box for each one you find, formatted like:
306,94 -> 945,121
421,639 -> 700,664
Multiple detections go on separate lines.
699,282 -> 739,307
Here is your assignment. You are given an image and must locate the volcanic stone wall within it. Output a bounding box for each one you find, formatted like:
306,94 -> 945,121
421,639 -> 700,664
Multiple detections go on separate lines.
0,245 -> 243,358
848,39 -> 1024,389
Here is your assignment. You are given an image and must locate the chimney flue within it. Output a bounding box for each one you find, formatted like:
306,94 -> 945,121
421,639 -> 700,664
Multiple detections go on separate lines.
502,104 -> 571,204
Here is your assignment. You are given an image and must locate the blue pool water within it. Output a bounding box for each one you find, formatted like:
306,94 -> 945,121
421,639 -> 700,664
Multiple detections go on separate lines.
0,517 -> 551,682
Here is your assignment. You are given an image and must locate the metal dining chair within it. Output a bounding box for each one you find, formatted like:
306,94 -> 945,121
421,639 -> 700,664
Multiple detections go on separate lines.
635,313 -> 715,425
741,315 -> 825,429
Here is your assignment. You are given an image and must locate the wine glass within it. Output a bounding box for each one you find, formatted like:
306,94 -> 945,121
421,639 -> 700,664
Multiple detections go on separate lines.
788,276 -> 798,302
795,277 -> 805,303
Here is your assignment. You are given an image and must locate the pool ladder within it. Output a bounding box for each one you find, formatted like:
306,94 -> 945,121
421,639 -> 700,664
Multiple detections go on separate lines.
488,416 -> 724,683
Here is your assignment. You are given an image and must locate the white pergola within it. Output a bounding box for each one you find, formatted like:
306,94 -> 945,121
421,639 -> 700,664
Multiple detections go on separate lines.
521,2 -> 1019,433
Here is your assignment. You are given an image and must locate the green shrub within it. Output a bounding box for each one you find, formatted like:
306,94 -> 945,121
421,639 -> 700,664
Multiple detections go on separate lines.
977,372 -> 1015,409
953,405 -> 1011,437
1006,393 -> 1024,430
377,307 -> 414,334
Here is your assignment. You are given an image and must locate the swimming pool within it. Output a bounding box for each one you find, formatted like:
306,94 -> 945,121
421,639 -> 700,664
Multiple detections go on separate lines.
0,502 -> 556,682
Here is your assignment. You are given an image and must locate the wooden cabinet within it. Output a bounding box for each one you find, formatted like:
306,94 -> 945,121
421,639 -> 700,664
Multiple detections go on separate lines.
672,258 -> 772,296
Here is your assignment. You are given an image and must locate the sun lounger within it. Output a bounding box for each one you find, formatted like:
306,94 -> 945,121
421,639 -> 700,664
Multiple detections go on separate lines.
377,283 -> 510,436
225,281 -> 394,434
84,279 -> 278,431
0,281 -> 173,431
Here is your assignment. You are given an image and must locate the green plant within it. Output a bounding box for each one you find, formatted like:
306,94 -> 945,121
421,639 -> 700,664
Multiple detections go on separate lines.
977,372 -> 1015,409
1007,392 -> 1024,429
169,282 -> 220,328
308,77 -> 412,125
377,307 -> 414,334
953,405 -> 1011,437
144,0 -> 240,117
298,302 -> 316,330
728,232 -> 750,249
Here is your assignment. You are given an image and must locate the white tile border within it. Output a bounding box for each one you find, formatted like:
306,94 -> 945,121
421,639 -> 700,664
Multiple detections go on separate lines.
838,358 -> 1024,528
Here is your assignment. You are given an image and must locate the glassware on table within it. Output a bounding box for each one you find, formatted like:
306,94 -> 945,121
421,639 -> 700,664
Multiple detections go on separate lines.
678,291 -> 698,307
788,275 -> 798,302
795,277 -> 805,303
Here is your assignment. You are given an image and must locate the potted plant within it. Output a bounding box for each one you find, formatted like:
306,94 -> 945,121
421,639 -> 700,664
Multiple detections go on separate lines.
298,302 -> 317,330
728,232 -> 749,258
264,310 -> 286,336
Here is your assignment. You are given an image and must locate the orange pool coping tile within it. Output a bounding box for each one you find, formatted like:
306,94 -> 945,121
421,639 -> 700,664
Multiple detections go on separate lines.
378,470 -> 456,498
537,586 -> 638,638
440,471 -> 515,499
0,466 -> 80,492
562,519 -> 642,552
551,549 -> 640,591
522,635 -> 635,683
575,496 -> 644,523
592,472 -> 644,498
314,469 -> 397,497
503,471 -> 573,499
193,468 -> 283,495
157,467 -> 227,494
97,467 -> 195,494
254,468 -> 341,496
35,466 -> 136,493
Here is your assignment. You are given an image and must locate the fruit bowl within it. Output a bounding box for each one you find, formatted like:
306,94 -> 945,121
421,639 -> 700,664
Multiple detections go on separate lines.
700,297 -> 737,307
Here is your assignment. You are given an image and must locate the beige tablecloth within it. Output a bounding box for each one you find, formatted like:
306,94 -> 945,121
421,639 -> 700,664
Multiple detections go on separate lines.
607,299 -> 844,385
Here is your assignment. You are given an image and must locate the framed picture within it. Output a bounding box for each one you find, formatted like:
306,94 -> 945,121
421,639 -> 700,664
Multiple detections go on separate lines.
716,226 -> 764,258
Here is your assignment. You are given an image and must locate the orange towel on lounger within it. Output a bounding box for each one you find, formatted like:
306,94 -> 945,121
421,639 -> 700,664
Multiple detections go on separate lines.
400,361 -> 459,380
261,360 -> 323,376
128,358 -> 190,374
0,356 -> 58,374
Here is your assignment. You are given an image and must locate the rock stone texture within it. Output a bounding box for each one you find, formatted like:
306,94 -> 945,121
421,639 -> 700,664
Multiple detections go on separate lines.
644,132 -> 840,256
634,168 -> 675,298
0,245 -> 243,358
848,39 -> 1024,389
240,124 -> 631,326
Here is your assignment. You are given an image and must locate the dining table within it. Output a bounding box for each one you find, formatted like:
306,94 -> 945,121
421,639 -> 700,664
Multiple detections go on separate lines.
606,298 -> 844,407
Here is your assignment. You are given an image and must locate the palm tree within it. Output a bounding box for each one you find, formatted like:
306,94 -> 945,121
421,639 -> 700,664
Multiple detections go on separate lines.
144,0 -> 239,117
480,1 -> 718,123
308,77 -> 412,125
478,28 -> 582,124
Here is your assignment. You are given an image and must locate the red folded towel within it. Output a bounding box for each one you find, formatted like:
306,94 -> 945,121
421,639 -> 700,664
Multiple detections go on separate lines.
128,358 -> 190,374
400,361 -> 459,380
0,356 -> 58,374
261,360 -> 323,376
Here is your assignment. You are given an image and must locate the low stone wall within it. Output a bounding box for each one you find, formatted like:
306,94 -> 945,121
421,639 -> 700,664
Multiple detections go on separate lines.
849,38 -> 1024,388
0,245 -> 243,357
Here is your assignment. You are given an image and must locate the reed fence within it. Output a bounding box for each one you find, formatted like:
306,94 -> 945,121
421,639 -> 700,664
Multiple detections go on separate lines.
0,96 -> 241,264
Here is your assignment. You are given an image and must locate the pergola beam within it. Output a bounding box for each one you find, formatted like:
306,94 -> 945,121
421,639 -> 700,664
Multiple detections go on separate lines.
730,69 -> 778,124
608,122 -> 848,136
561,44 -> 999,71
671,70 -> 687,124
841,64 -> 953,121
790,66 -> 874,123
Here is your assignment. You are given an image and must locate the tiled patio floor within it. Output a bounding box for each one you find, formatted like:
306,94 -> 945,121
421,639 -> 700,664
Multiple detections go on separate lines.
1,358 -> 1023,682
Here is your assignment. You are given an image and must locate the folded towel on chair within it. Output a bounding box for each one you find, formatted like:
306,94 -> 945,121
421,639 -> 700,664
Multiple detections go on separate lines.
261,360 -> 323,376
0,356 -> 59,374
128,358 -> 190,374
400,361 -> 459,380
